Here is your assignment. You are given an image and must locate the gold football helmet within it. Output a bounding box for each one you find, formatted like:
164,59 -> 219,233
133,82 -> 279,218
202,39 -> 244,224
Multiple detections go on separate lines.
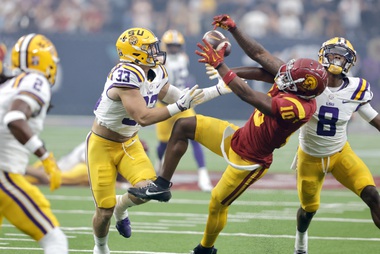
116,28 -> 166,66
11,33 -> 59,85
318,37 -> 356,75
161,29 -> 185,54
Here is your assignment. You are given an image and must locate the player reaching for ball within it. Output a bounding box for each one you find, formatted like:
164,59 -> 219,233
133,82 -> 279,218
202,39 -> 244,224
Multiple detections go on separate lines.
128,33 -> 328,253
209,14 -> 380,254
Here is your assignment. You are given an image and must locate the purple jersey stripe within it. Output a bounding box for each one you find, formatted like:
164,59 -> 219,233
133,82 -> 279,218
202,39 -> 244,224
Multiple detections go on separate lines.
351,78 -> 368,100
0,172 -> 54,234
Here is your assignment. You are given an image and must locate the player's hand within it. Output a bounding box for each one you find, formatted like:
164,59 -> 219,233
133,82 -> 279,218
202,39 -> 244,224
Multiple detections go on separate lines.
212,14 -> 236,31
176,85 -> 203,111
215,74 -> 232,95
41,153 -> 62,191
196,39 -> 227,69
205,64 -> 220,80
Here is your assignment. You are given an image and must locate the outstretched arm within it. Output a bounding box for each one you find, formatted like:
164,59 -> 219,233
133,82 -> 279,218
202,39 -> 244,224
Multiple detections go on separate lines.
196,39 -> 273,116
213,14 -> 285,76
230,66 -> 275,83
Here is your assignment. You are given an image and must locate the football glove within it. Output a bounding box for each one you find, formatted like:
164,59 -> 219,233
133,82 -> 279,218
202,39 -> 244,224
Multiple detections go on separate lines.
205,64 -> 220,80
196,39 -> 227,69
167,85 -> 203,116
41,152 -> 62,191
212,14 -> 236,31
193,73 -> 231,106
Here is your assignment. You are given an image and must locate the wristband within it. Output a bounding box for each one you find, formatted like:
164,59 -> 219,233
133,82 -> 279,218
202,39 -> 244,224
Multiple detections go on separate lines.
222,71 -> 237,86
3,110 -> 26,125
167,103 -> 181,116
39,151 -> 50,160
24,135 -> 44,153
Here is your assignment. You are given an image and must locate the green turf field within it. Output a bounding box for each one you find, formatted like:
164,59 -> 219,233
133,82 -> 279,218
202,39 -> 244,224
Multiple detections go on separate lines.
1,187 -> 379,254
38,115 -> 380,175
1,115 -> 379,253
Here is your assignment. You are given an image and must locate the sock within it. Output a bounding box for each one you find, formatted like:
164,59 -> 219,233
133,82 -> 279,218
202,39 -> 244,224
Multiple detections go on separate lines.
94,234 -> 109,249
154,176 -> 171,188
295,229 -> 308,250
114,194 -> 136,221
39,227 -> 68,254
157,142 -> 167,161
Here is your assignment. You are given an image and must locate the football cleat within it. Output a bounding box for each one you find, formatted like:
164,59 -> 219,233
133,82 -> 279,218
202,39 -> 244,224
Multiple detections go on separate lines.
127,182 -> 172,202
294,250 -> 307,254
191,244 -> 217,254
115,217 -> 132,238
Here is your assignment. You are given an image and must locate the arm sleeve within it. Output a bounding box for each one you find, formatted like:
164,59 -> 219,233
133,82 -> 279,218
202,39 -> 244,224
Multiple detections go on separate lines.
358,102 -> 379,122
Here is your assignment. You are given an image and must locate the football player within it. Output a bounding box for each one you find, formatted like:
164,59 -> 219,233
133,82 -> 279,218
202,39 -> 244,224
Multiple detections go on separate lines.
155,29 -> 213,192
209,14 -> 380,254
128,36 -> 328,254
87,27 -> 231,254
0,34 -> 67,253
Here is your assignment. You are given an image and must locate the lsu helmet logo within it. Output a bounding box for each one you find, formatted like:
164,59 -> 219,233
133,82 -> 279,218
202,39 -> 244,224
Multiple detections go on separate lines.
128,35 -> 138,46
303,74 -> 318,91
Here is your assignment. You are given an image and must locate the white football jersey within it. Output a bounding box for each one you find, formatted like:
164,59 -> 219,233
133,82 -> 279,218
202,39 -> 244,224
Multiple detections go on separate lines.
299,77 -> 375,157
0,72 -> 51,174
94,62 -> 169,137
165,53 -> 189,90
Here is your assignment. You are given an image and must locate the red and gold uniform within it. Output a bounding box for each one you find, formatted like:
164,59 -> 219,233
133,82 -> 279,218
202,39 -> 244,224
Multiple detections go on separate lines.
194,84 -> 316,247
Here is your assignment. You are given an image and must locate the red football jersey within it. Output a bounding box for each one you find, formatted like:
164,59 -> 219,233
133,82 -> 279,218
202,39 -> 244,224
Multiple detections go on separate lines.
231,84 -> 316,169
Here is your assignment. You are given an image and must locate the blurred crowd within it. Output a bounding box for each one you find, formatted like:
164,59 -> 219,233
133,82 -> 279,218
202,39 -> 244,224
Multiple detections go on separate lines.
1,0 -> 379,39
1,0 -> 380,109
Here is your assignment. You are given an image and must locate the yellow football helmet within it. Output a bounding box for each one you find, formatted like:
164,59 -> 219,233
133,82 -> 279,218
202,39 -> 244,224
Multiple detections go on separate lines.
318,37 -> 356,75
116,27 -> 166,67
11,33 -> 59,85
161,29 -> 185,53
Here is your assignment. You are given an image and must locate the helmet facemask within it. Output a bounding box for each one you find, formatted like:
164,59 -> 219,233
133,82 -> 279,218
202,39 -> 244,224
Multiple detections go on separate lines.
318,37 -> 356,75
275,58 -> 328,100
142,41 -> 166,66
275,59 -> 305,94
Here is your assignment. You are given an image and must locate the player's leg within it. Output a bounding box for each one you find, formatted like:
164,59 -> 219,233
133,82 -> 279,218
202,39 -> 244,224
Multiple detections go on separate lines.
87,133 -> 118,253
61,163 -> 89,185
196,150 -> 268,252
331,142 -> 380,229
294,147 -> 325,254
57,141 -> 86,171
155,101 -> 176,172
114,134 -> 156,236
190,139 -> 213,192
128,115 -> 238,201
0,172 -> 68,253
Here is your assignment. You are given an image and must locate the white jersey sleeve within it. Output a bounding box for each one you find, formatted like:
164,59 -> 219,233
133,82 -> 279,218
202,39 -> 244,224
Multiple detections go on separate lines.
299,77 -> 373,157
94,63 -> 168,137
0,72 -> 51,174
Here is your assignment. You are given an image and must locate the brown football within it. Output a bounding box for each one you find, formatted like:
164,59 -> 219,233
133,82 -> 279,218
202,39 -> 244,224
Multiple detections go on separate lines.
202,30 -> 231,56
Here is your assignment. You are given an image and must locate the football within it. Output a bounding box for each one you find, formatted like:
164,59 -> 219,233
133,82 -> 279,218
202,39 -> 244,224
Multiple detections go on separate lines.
202,30 -> 231,56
